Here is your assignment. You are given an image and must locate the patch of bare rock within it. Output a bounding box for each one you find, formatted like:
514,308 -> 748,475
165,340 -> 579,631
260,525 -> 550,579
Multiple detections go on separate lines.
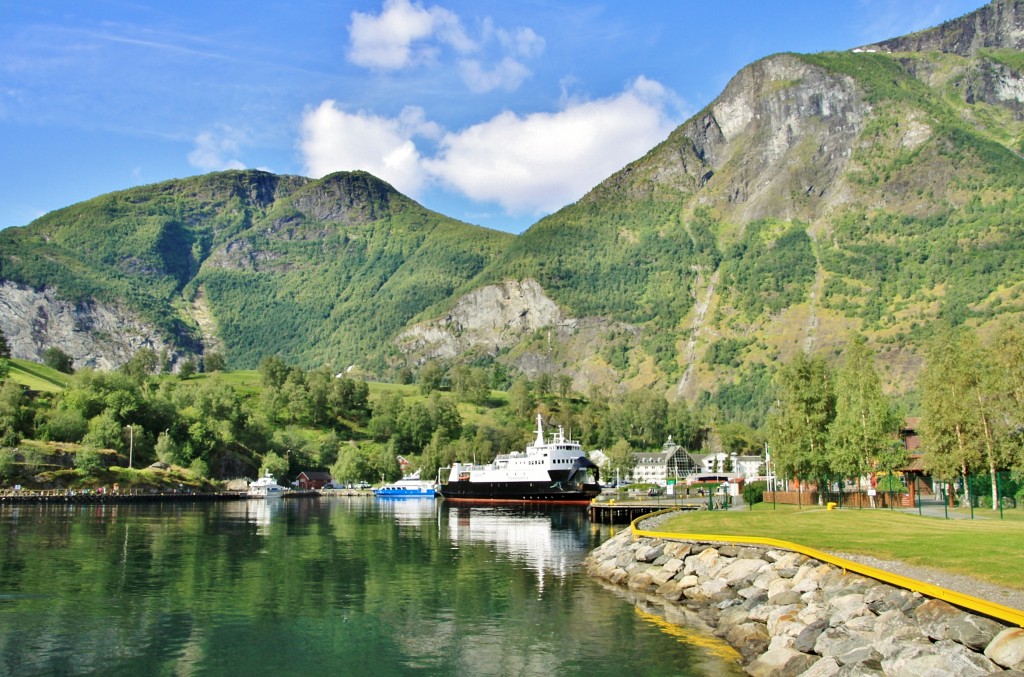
584,529 -> 1024,676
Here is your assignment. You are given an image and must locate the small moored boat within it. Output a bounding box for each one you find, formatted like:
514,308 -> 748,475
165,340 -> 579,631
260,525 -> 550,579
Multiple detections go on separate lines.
247,471 -> 288,498
372,471 -> 437,498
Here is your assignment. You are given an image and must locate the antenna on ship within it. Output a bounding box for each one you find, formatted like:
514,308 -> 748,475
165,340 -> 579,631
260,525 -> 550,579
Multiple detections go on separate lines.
535,413 -> 545,446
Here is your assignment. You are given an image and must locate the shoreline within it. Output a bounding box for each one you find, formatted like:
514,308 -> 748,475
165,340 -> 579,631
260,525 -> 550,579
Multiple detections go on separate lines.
585,517 -> 1024,674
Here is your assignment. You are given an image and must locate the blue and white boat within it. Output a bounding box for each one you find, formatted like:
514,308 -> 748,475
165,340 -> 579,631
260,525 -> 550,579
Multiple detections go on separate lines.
372,471 -> 437,498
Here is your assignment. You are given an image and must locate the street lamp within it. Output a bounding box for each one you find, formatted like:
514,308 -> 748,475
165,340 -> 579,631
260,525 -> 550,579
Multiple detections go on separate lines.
126,424 -> 134,469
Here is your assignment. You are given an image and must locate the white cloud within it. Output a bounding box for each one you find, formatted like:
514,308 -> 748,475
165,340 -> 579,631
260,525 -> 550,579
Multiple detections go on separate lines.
188,127 -> 246,171
458,57 -> 531,93
347,2 -> 544,93
299,100 -> 428,195
423,77 -> 681,214
347,0 -> 473,70
298,78 -> 682,217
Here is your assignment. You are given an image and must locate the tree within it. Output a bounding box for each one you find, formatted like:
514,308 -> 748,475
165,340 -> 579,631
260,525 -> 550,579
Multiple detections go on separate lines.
827,335 -> 902,486
43,346 -> 74,374
766,351 -> 836,495
0,380 -> 28,446
260,451 -> 289,481
331,443 -> 369,484
920,325 -> 1003,507
74,446 -> 105,476
204,351 -> 227,373
177,357 -> 197,380
155,431 -> 183,466
418,360 -> 446,395
604,438 -> 635,482
0,329 -> 9,379
123,348 -> 157,382
508,377 -> 535,419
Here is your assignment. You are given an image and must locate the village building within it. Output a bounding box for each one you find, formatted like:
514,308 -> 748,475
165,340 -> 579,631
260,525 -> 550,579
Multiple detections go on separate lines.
296,471 -> 332,490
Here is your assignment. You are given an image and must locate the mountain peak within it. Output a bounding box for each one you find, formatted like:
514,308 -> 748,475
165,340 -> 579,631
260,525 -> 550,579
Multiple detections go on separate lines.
861,0 -> 1024,56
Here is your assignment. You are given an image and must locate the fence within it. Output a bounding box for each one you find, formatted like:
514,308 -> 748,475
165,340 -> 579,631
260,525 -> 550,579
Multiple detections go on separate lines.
760,470 -> 1020,519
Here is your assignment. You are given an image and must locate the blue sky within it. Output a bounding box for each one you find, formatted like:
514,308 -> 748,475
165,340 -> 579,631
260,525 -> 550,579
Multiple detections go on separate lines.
1,0 -> 985,234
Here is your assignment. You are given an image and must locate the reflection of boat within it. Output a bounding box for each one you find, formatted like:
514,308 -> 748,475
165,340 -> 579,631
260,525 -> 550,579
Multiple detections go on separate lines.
438,415 -> 601,504
446,505 -> 590,583
372,471 -> 437,498
247,471 -> 288,498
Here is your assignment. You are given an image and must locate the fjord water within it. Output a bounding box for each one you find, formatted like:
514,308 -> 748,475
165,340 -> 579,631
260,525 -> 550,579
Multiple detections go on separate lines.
0,499 -> 741,676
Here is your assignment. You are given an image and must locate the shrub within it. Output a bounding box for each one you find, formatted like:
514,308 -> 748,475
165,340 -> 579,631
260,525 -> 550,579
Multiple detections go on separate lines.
742,480 -> 767,505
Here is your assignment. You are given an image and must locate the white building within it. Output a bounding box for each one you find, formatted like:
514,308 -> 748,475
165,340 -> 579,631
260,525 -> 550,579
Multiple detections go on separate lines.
631,437 -> 701,486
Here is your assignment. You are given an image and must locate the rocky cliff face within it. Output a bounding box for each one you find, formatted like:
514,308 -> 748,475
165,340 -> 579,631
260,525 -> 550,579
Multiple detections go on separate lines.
396,279 -> 565,360
866,0 -> 1024,56
0,281 -> 179,370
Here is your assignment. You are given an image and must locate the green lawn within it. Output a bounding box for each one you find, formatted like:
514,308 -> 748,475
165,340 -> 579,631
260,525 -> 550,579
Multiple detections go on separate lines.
7,358 -> 68,392
657,504 -> 1024,591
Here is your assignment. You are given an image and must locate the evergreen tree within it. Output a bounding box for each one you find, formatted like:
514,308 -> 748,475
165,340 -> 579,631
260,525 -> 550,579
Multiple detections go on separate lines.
828,335 -> 902,488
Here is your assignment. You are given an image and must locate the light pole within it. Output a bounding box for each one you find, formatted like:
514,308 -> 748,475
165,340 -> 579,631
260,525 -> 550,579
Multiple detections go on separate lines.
126,424 -> 134,469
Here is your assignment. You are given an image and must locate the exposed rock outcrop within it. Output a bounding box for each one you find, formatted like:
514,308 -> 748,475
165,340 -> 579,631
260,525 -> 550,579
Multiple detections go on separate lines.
396,279 -> 567,360
0,281 -> 178,370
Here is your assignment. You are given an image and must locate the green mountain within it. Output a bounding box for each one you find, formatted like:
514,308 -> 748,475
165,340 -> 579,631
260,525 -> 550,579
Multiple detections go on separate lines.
4,0 -> 1024,424
0,171 -> 513,372
402,0 -> 1024,420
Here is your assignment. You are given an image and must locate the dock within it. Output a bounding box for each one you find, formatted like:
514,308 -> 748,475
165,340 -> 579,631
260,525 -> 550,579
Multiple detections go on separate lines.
588,499 -> 704,524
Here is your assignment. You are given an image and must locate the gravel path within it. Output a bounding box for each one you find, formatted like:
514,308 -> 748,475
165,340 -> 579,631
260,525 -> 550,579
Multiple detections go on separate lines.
825,550 -> 1024,613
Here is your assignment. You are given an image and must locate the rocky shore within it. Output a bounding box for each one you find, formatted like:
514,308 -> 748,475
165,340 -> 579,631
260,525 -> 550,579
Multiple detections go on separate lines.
585,527 -> 1024,676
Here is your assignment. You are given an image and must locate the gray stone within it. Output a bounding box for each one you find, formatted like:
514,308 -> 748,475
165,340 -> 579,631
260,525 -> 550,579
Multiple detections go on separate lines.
946,612 -> 1004,651
770,590 -> 803,606
801,656 -> 842,676
718,556 -> 767,585
766,604 -> 805,637
986,627 -> 1024,671
794,618 -> 828,653
814,626 -> 879,666
883,638 -> 1000,676
745,646 -> 818,677
912,598 -> 962,640
723,622 -> 770,662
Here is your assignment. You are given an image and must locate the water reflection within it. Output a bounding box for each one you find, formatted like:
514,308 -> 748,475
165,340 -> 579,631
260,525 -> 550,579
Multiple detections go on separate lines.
445,505 -> 589,588
0,500 -> 742,676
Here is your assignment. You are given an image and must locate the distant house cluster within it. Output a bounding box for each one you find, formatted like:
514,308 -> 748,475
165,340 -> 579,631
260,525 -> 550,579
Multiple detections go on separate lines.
591,437 -> 765,487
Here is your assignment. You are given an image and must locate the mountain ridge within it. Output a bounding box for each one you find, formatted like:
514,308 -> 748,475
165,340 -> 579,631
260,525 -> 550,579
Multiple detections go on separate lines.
4,1 -> 1024,425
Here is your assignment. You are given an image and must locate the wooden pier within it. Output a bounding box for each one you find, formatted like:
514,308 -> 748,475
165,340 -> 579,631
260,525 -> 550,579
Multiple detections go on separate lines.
588,500 -> 703,524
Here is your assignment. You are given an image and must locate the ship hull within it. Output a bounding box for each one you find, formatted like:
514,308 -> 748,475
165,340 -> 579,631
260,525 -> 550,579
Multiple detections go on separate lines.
438,480 -> 601,505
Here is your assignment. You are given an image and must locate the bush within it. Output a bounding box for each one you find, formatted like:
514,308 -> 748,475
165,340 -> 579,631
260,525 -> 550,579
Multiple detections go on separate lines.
742,480 -> 767,505
75,447 -> 105,476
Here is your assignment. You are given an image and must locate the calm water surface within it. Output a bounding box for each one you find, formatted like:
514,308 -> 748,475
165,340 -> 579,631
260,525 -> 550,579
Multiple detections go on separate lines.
0,498 -> 742,676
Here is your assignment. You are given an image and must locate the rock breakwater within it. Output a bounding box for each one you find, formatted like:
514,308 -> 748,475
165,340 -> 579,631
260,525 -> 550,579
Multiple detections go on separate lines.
585,528 -> 1024,676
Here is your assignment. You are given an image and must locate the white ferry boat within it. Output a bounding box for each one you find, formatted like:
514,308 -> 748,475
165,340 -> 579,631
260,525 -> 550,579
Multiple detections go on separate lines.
438,415 -> 601,504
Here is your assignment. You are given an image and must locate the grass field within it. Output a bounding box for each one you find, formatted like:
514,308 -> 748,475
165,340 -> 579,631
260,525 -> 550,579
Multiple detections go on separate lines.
6,358 -> 68,392
657,504 -> 1024,590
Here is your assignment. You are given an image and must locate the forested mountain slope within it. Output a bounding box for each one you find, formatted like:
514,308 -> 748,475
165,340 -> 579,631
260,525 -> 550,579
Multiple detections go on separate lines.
404,0 -> 1024,422
0,170 -> 513,371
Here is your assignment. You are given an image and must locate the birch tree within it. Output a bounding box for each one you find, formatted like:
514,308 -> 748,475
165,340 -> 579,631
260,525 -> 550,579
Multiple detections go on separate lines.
919,326 -> 1003,507
828,335 -> 902,488
766,351 -> 835,496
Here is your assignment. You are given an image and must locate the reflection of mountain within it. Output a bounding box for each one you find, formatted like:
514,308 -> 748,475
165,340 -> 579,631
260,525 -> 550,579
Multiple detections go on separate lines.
445,505 -> 592,582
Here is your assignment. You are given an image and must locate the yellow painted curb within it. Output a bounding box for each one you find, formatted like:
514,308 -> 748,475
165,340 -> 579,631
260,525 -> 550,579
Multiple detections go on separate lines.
630,510 -> 1024,628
